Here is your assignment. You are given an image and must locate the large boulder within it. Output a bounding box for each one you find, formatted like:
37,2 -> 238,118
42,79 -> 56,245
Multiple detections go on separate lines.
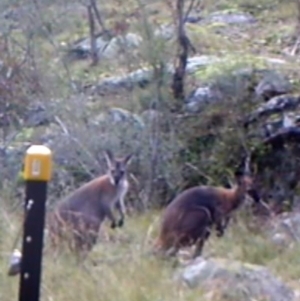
255,71 -> 292,100
176,257 -> 295,301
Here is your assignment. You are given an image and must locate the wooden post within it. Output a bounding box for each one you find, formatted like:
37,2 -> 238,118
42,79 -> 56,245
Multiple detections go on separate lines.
18,145 -> 52,301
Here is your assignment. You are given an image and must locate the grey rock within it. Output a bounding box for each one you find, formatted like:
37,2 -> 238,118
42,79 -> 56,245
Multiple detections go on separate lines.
25,104 -> 53,127
66,32 -> 142,61
185,15 -> 202,24
186,65 -> 292,114
185,86 -> 220,113
206,11 -> 256,25
255,71 -> 292,100
185,67 -> 260,113
177,257 -> 295,301
91,107 -> 145,130
269,212 -> 300,245
7,249 -> 22,277
154,24 -> 175,40
92,55 -> 220,95
88,56 -> 288,103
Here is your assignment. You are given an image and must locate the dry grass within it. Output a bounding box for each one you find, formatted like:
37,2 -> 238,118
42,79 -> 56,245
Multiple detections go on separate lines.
1,205 -> 300,301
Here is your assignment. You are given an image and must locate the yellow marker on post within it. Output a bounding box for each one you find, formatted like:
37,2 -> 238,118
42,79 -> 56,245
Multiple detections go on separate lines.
23,145 -> 52,181
18,145 -> 52,301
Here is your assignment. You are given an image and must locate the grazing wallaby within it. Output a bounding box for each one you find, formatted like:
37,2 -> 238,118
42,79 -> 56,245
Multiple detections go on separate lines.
47,150 -> 133,254
153,156 -> 260,259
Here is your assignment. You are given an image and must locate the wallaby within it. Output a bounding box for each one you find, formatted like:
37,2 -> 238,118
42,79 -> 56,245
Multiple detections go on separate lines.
47,150 -> 133,254
153,156 -> 261,259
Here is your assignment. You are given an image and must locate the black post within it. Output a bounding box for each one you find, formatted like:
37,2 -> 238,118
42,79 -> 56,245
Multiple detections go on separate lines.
18,182 -> 47,301
18,145 -> 52,301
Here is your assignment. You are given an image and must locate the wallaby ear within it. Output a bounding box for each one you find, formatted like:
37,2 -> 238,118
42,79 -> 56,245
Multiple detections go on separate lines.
123,153 -> 133,166
243,154 -> 251,175
104,149 -> 114,168
234,170 -> 244,182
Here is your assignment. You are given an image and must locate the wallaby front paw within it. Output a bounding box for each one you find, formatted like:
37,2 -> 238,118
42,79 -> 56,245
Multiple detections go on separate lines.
216,226 -> 224,237
216,230 -> 224,237
117,219 -> 124,227
110,221 -> 117,229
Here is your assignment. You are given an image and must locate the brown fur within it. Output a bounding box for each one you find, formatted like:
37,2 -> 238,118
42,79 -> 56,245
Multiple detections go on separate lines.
153,174 -> 253,259
47,151 -> 133,255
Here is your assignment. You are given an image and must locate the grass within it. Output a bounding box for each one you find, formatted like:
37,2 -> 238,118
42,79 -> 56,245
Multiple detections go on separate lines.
1,205 -> 300,301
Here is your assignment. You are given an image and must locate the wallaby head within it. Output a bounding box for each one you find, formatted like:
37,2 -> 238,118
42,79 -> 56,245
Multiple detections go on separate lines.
230,154 -> 272,217
232,154 -> 255,196
234,170 -> 253,193
104,149 -> 133,186
237,154 -> 271,207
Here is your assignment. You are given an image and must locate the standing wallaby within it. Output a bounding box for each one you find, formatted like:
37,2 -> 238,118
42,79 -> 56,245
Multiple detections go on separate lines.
153,156 -> 260,259
47,150 -> 133,254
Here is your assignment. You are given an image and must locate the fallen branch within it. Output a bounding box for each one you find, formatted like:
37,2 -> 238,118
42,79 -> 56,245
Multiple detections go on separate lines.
244,94 -> 300,127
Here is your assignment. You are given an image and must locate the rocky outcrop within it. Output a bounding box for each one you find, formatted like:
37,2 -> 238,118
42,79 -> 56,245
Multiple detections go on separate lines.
176,257 -> 295,301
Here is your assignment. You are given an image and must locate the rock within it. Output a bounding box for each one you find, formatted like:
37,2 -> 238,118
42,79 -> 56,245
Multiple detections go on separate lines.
66,31 -> 108,60
185,56 -> 221,72
271,232 -> 290,248
91,107 -> 145,130
176,257 -> 295,301
186,68 -> 292,113
205,11 -> 256,25
185,67 -> 261,113
101,33 -> 142,59
25,103 -> 53,127
185,15 -> 202,24
90,55 -> 220,95
66,31 -> 142,61
268,212 -> 300,247
7,249 -> 22,277
154,24 -> 175,40
255,71 -> 292,100
87,57 -> 289,104
185,86 -> 220,113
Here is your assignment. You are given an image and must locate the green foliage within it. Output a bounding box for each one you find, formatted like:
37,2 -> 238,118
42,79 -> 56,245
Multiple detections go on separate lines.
194,54 -> 267,82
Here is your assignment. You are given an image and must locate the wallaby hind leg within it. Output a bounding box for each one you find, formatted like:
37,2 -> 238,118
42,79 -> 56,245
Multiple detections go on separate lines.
193,228 -> 211,259
222,215 -> 231,230
213,208 -> 227,237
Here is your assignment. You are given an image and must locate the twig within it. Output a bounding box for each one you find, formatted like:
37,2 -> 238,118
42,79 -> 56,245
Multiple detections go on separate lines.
90,0 -> 111,37
184,0 -> 196,21
184,162 -> 214,184
171,0 -> 191,100
87,4 -> 98,66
